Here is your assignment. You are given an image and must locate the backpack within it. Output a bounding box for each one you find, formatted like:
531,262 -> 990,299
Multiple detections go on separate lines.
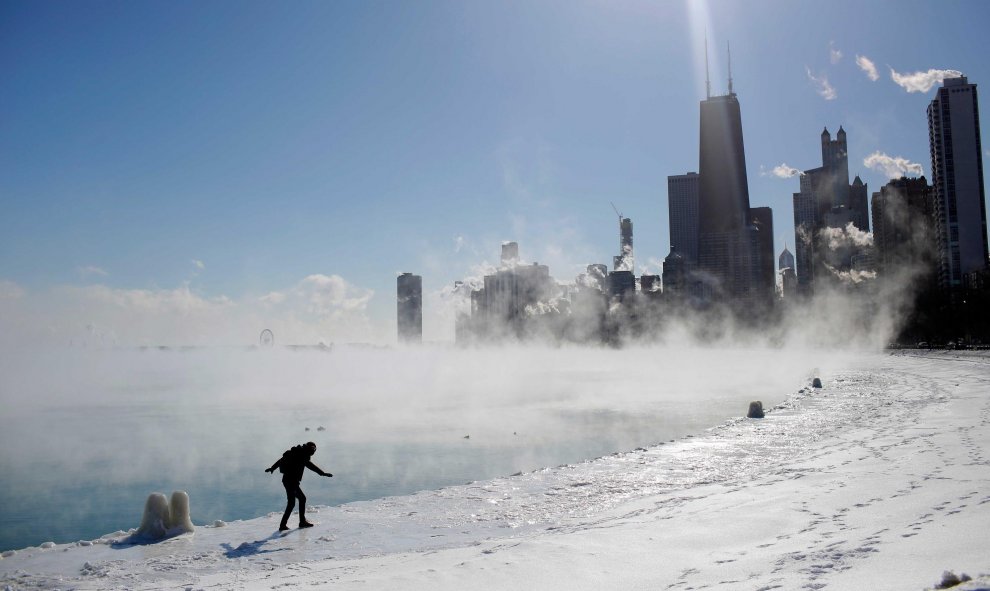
278,448 -> 294,474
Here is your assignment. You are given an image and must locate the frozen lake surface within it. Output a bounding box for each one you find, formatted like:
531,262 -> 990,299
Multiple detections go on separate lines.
0,345 -> 839,552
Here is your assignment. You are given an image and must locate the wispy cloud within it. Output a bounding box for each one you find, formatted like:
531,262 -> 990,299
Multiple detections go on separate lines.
889,67 -> 962,93
829,41 -> 843,65
856,55 -> 879,81
806,66 -> 837,100
77,265 -> 109,279
191,259 -> 205,271
863,151 -> 924,179
761,163 -> 804,179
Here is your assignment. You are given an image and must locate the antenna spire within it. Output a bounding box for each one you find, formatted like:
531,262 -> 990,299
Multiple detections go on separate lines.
704,31 -> 711,99
727,41 -> 733,95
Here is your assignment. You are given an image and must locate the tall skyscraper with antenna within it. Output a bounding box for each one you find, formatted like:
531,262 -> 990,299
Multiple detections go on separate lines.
695,41 -> 768,306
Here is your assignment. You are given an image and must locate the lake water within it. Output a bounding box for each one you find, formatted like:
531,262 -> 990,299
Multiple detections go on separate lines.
0,345 -> 835,551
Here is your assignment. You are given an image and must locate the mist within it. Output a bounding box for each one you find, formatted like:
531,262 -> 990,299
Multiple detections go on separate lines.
0,342 -> 861,551
0,224 -> 930,552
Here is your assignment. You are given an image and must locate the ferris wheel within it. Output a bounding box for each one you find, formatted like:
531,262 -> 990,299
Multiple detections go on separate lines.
259,329 -> 274,348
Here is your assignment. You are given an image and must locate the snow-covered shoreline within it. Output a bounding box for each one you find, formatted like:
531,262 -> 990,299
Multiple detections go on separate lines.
3,351 -> 989,590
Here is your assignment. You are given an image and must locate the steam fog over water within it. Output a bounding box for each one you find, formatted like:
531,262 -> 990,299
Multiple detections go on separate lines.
0,345 -> 854,552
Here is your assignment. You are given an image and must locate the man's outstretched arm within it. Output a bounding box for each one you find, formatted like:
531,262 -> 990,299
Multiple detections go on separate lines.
305,461 -> 333,477
265,458 -> 282,474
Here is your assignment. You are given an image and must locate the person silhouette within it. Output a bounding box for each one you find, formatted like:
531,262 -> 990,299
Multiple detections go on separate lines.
265,441 -> 332,531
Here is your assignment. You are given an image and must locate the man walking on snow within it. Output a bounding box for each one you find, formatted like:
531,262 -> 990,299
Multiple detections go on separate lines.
265,441 -> 332,531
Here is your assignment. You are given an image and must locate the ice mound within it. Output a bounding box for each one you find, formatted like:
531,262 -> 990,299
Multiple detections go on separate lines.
747,401 -> 764,418
135,491 -> 194,541
935,571 -> 973,589
169,490 -> 194,532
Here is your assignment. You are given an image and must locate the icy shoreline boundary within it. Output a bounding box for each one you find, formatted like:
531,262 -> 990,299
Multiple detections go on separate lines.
3,351 -> 989,590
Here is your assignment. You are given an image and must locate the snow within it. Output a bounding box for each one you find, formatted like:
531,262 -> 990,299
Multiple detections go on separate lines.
2,351 -> 988,590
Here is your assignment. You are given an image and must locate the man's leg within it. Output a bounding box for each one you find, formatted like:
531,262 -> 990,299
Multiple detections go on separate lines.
280,482 -> 298,530
297,488 -> 312,526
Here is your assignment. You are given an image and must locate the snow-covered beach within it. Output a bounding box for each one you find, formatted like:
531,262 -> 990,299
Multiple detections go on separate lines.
2,350 -> 988,590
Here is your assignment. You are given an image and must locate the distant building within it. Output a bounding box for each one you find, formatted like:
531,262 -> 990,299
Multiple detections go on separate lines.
613,217 -> 634,272
608,270 -> 636,302
459,244 -> 557,342
639,274 -> 661,297
849,175 -> 870,233
779,267 -> 798,298
662,247 -> 687,295
779,244 -> 796,271
477,263 -> 553,336
792,126 -> 870,294
927,75 -> 989,298
501,241 -> 519,265
778,245 -> 797,299
699,94 -> 750,237
749,206 -> 775,302
397,273 -> 423,344
667,172 -> 700,265
696,76 -> 765,306
821,126 -> 850,209
871,176 -> 935,276
792,185 -> 818,293
586,263 -> 608,292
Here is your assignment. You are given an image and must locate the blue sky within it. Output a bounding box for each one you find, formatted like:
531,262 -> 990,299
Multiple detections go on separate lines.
2,0 -> 989,344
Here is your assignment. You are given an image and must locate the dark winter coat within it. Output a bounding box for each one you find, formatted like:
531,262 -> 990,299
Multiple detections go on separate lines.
268,445 -> 328,483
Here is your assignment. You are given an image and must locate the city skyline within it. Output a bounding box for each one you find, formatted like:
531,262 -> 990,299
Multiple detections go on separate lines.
2,1 -> 989,344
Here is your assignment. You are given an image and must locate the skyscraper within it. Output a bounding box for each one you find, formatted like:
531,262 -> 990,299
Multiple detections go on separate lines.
871,176 -> 935,276
667,172 -> 699,265
849,175 -> 870,232
662,248 -> 687,295
397,272 -> 423,344
792,184 -> 818,292
501,241 -> 520,265
778,245 -> 797,299
698,94 -> 751,235
749,206 -> 775,302
613,217 -> 633,272
792,126 -> 869,293
696,60 -> 763,304
927,75 -> 989,297
779,244 -> 796,272
821,126 -> 850,209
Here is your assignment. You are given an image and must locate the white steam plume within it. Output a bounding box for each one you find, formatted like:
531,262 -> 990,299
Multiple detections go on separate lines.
824,264 -> 877,285
819,222 -> 873,252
